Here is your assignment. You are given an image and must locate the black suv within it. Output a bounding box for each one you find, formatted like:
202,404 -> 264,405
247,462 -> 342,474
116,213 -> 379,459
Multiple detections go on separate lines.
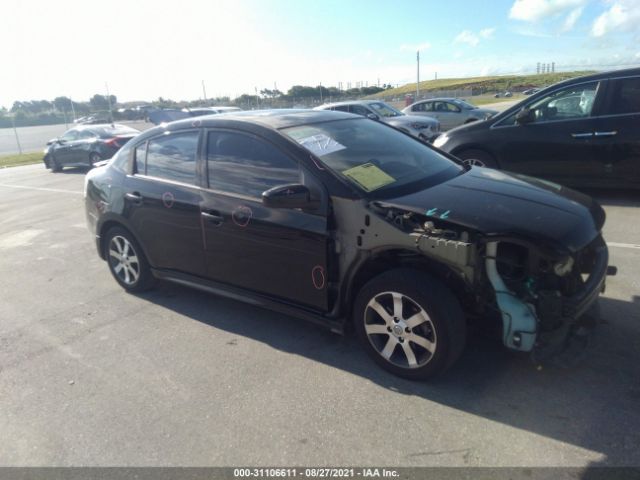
434,68 -> 640,188
85,110 -> 612,379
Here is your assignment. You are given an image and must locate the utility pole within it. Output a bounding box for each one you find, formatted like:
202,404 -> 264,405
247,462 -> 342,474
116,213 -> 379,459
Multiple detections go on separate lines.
10,114 -> 22,155
105,82 -> 113,123
416,50 -> 420,100
552,62 -> 555,73
202,80 -> 207,103
319,82 -> 323,103
69,97 -> 76,121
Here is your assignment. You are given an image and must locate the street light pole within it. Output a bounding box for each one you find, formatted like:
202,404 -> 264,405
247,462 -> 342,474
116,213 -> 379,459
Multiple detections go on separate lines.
105,82 -> 113,123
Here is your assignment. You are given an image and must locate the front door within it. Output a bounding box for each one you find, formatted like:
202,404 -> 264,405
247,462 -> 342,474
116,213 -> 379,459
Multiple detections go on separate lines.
200,129 -> 330,311
122,129 -> 206,276
496,80 -> 604,184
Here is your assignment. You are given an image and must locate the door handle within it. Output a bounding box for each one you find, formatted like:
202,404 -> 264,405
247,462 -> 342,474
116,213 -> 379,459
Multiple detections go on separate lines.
594,131 -> 618,137
571,132 -> 593,139
124,192 -> 143,205
201,210 -> 224,225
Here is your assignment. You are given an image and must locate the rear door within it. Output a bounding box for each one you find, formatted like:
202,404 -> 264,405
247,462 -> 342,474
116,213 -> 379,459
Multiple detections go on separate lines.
200,129 -> 330,311
593,75 -> 640,185
122,129 -> 206,276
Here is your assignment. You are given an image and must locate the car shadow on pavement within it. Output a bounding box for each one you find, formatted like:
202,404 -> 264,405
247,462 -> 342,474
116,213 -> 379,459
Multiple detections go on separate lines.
140,282 -> 640,466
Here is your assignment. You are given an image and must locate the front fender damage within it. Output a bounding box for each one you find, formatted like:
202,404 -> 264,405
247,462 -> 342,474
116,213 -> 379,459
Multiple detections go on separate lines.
331,196 -> 614,365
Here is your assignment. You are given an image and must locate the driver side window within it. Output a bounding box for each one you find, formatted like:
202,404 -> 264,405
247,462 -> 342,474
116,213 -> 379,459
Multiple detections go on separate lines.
528,82 -> 599,123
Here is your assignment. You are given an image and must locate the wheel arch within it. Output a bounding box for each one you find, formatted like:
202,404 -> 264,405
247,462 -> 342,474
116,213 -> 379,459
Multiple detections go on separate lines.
98,219 -> 153,267
451,145 -> 500,168
342,248 -> 475,324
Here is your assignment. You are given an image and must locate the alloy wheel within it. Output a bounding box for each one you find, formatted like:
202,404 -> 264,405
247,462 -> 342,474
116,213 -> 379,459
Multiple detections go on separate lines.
108,235 -> 140,286
364,291 -> 437,369
462,158 -> 486,167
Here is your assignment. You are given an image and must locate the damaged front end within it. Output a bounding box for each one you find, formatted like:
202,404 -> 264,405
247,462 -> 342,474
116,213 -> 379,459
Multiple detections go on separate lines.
362,198 -> 615,365
484,235 -> 613,363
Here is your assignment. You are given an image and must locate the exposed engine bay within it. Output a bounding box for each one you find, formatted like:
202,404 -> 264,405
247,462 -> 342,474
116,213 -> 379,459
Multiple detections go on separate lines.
366,202 -> 614,361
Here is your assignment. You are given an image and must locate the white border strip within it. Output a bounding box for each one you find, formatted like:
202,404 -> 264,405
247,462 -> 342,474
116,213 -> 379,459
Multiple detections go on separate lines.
0,183 -> 82,195
608,242 -> 640,250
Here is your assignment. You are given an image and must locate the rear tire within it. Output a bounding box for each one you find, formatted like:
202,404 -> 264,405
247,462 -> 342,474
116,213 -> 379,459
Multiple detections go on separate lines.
353,268 -> 466,380
104,227 -> 156,293
89,152 -> 102,167
457,149 -> 497,168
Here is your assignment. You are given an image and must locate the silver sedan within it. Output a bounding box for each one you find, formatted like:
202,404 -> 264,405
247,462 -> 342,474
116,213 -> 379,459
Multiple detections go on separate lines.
402,98 -> 497,130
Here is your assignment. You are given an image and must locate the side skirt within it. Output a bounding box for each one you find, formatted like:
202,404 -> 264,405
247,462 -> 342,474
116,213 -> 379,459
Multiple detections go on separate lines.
151,268 -> 345,334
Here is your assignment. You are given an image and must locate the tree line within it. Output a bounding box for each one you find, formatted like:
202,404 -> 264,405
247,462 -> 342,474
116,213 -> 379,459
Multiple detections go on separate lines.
1,84 -> 394,128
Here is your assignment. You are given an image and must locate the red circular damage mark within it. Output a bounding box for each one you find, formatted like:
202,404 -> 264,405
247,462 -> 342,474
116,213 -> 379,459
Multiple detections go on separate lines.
162,192 -> 175,209
311,265 -> 326,290
231,205 -> 252,227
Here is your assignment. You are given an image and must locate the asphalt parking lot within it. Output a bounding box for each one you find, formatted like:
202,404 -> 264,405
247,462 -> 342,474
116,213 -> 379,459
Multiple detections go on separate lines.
0,164 -> 639,467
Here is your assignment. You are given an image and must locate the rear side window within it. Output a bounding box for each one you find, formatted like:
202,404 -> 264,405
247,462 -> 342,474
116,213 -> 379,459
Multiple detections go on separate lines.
607,77 -> 640,115
144,131 -> 199,184
207,131 -> 300,198
413,102 -> 433,112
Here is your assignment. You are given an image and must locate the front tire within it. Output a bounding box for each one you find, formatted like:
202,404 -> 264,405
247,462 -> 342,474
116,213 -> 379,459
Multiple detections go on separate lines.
457,149 -> 497,168
49,154 -> 61,172
353,269 -> 466,380
104,227 -> 156,292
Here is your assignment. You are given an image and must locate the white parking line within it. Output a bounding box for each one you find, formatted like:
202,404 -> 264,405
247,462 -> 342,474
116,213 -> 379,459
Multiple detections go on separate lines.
607,242 -> 640,250
0,183 -> 82,195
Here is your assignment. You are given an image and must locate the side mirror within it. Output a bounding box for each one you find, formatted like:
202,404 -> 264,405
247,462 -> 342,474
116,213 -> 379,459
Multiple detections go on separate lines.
366,113 -> 380,121
515,107 -> 535,125
262,184 -> 311,209
46,138 -> 59,146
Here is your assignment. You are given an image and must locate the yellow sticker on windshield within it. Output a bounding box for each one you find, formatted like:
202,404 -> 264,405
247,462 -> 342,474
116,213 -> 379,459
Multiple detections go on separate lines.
342,163 -> 396,192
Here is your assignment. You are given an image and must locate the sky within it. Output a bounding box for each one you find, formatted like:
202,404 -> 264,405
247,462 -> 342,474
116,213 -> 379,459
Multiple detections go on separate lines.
1,0 -> 639,109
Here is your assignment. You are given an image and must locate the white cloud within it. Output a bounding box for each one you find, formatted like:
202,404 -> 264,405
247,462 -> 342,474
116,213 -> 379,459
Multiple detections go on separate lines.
591,1 -> 640,37
480,28 -> 496,39
399,42 -> 431,52
509,0 -> 586,22
454,28 -> 495,47
561,7 -> 583,32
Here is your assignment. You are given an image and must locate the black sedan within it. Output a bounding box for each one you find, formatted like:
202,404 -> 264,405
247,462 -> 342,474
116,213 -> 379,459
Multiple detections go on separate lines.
434,67 -> 640,188
44,124 -> 140,172
85,110 -> 611,379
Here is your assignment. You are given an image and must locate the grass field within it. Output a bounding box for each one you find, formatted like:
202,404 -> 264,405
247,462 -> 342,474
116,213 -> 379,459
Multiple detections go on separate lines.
368,70 -> 595,99
0,152 -> 43,169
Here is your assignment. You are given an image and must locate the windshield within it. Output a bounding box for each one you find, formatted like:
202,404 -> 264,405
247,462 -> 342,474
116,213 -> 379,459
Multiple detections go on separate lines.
282,118 -> 462,197
368,102 -> 403,117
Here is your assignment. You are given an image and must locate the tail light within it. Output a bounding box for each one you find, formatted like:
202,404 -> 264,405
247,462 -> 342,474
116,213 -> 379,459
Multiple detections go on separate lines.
104,137 -> 130,148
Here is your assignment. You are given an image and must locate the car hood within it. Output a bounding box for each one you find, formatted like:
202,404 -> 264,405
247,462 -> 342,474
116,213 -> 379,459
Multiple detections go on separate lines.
377,167 -> 605,252
387,114 -> 438,127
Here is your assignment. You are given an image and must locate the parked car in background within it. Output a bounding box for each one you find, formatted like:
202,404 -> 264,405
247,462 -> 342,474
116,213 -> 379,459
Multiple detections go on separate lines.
314,100 -> 440,142
523,88 -> 540,95
433,68 -> 640,188
184,106 -> 242,116
402,98 -> 498,130
44,124 -> 140,172
85,110 -> 612,379
147,106 -> 242,124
